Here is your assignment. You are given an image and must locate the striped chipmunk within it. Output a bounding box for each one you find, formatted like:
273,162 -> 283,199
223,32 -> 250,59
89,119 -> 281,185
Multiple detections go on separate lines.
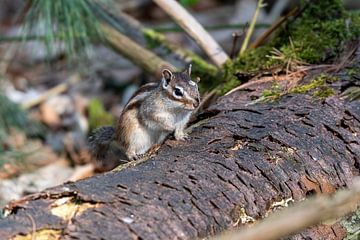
89,65 -> 201,162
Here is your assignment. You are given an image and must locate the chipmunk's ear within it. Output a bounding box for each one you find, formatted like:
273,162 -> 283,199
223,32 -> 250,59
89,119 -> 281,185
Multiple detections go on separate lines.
182,64 -> 192,76
162,69 -> 173,88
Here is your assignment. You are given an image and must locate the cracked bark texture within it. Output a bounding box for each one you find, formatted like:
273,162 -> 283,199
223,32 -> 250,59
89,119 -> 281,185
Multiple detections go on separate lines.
0,92 -> 359,239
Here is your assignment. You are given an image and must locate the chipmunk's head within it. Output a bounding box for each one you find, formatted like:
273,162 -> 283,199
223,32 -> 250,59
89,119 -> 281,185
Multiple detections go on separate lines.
161,65 -> 200,110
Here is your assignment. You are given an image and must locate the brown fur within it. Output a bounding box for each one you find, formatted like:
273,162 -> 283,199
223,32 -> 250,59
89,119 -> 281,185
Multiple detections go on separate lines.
95,67 -> 200,160
129,83 -> 158,101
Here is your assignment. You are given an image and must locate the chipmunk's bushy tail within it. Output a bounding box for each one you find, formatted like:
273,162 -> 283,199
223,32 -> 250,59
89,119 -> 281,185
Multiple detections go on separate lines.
88,126 -> 115,161
88,126 -> 127,170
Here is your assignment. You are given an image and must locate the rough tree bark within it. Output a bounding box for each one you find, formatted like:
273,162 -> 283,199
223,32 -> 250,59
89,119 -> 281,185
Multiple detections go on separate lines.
0,72 -> 359,239
1,41 -> 360,239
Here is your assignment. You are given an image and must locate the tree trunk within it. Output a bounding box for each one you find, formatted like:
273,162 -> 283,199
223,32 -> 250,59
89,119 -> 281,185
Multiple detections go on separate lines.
1,75 -> 359,239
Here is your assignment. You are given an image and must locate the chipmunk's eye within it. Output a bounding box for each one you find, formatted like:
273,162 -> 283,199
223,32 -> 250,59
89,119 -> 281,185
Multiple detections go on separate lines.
174,87 -> 183,97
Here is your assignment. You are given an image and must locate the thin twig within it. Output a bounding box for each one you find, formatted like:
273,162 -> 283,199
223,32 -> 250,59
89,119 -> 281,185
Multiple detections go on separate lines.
214,178 -> 360,240
153,0 -> 230,67
230,23 -> 249,59
230,33 -> 241,60
25,212 -> 37,240
22,74 -> 80,109
239,0 -> 266,55
334,42 -> 358,72
152,23 -> 269,33
250,7 -> 299,49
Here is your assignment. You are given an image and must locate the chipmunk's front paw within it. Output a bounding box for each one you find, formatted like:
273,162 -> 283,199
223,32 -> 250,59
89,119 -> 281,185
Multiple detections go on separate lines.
126,151 -> 141,161
174,131 -> 188,141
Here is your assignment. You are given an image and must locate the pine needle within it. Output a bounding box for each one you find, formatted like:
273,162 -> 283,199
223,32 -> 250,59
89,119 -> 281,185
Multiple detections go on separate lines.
21,0 -> 109,61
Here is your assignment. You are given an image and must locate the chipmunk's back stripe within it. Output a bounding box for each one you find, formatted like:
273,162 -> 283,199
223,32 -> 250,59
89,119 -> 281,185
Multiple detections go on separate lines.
125,82 -> 158,111
129,83 -> 158,101
125,99 -> 142,111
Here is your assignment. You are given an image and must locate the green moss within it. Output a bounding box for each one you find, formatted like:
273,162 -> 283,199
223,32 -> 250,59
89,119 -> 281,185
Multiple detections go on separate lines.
313,86 -> 336,99
341,208 -> 360,240
226,0 -> 360,93
273,0 -> 360,64
88,98 -> 114,131
143,28 -> 167,50
290,74 -> 337,100
217,61 -> 237,94
346,67 -> 360,79
290,78 -> 326,94
261,83 -> 283,101
259,73 -> 338,102
290,74 -> 338,94
284,14 -> 360,63
234,46 -> 274,72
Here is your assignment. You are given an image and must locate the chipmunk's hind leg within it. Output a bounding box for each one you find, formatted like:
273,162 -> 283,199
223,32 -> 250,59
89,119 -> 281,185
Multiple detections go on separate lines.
126,127 -> 152,160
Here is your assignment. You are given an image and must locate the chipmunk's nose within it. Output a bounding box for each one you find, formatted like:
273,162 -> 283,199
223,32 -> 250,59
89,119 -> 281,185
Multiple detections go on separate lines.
193,97 -> 200,108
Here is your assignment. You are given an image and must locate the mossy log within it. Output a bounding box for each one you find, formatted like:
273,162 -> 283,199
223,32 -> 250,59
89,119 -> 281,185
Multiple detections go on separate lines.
0,80 -> 359,239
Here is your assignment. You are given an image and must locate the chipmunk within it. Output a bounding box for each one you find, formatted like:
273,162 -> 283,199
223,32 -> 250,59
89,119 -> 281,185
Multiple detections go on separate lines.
89,65 -> 200,162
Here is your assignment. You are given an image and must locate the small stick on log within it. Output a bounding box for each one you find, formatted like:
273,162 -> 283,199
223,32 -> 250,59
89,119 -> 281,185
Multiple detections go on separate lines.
214,179 -> 360,240
230,32 -> 241,59
230,23 -> 249,59
153,0 -> 230,67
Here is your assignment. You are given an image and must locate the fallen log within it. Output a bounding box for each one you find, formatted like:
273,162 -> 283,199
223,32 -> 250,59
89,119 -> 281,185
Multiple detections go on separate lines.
1,65 -> 360,239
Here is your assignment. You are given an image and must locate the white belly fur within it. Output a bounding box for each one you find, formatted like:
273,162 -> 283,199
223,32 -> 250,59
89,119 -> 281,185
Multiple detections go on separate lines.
129,127 -> 153,155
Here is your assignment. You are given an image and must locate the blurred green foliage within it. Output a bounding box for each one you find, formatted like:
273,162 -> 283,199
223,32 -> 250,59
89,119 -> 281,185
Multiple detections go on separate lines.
0,94 -> 42,140
22,0 -> 107,61
180,0 -> 199,7
0,94 -> 43,169
88,98 -> 114,131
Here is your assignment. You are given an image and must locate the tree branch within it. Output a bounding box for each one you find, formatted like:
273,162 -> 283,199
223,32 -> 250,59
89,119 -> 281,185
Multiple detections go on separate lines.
153,0 -> 230,67
102,23 -> 174,75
